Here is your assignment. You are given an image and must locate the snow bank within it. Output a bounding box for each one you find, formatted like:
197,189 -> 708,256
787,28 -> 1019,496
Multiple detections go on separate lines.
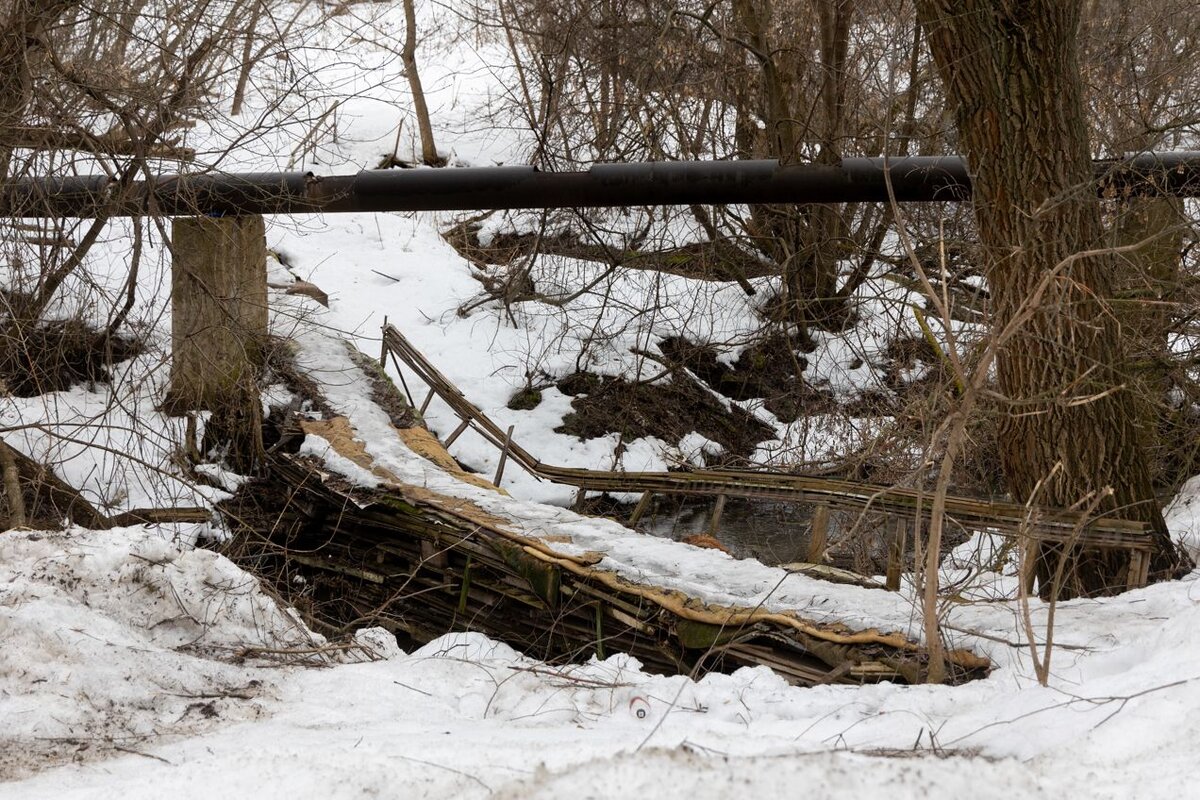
5,2 -> 1200,796
0,524 -> 318,780
8,611 -> 1200,798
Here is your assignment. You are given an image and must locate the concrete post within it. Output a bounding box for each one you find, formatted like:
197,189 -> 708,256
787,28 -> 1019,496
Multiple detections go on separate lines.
164,215 -> 267,469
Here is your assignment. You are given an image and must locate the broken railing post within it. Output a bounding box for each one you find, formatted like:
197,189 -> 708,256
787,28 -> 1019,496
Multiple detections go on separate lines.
886,518 -> 908,592
442,418 -> 472,447
808,504 -> 829,564
419,387 -> 436,416
708,494 -> 728,536
493,425 -> 515,487
379,315 -> 389,365
629,491 -> 654,526
163,214 -> 268,471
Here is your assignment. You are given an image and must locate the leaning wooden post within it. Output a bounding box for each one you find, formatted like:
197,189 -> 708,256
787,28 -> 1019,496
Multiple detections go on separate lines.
493,425 -> 515,487
807,504 -> 829,564
707,494 -> 728,536
885,518 -> 908,592
163,215 -> 268,471
628,491 -> 654,526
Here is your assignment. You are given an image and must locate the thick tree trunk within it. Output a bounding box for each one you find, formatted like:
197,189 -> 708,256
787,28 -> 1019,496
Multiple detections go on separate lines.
164,215 -> 267,471
915,0 -> 1186,596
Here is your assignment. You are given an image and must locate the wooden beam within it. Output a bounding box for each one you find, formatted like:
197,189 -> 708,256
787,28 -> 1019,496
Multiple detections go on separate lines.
493,425 -> 515,487
708,494 -> 728,536
629,491 -> 654,526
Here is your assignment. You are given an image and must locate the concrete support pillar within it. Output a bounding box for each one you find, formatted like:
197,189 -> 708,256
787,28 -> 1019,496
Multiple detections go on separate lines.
165,215 -> 267,470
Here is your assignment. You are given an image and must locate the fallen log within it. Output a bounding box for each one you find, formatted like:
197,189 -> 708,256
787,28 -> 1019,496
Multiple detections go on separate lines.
0,440 -> 208,531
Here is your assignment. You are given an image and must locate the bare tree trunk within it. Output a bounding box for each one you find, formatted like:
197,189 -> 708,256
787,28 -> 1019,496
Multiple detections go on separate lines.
734,0 -> 855,335
0,438 -> 25,530
402,0 -> 442,166
0,0 -> 80,178
915,0 -> 1187,596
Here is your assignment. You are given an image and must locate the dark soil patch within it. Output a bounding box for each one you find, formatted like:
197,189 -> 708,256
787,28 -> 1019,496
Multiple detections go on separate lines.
507,387 -> 543,410
659,334 -> 833,423
554,371 -> 772,463
0,319 -> 142,397
556,371 -> 603,396
0,471 -> 71,532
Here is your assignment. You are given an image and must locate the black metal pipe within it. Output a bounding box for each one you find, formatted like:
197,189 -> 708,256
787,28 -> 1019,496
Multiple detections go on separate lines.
1,152 -> 1198,217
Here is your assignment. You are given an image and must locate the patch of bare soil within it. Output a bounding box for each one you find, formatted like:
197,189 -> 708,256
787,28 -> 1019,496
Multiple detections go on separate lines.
0,318 -> 141,397
554,371 -> 773,463
659,334 -> 833,423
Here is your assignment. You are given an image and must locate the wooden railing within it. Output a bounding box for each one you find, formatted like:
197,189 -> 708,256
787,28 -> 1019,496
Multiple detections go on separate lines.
381,323 -> 1154,590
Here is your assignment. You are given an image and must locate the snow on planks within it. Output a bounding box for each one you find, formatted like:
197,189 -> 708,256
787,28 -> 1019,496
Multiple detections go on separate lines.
221,415 -> 989,686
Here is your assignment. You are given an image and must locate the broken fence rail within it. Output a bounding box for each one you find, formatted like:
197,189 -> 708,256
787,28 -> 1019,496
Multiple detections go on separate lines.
380,324 -> 1154,591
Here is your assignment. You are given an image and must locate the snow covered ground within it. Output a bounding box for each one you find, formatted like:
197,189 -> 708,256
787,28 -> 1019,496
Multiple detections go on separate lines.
5,514 -> 1200,798
4,2 -> 1200,797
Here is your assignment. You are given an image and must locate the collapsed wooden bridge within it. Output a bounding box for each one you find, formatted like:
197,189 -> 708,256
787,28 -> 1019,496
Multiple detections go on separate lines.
218,323 -> 1157,688
226,412 -> 991,687
381,324 -> 1155,592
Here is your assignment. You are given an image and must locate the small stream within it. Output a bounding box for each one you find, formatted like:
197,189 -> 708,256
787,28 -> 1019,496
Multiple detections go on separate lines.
612,495 -> 894,576
627,494 -> 992,584
626,496 -> 835,565
637,496 -> 812,564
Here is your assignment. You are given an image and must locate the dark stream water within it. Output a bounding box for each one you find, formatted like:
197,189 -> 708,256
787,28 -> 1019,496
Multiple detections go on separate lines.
614,495 -> 895,576
637,496 -> 811,564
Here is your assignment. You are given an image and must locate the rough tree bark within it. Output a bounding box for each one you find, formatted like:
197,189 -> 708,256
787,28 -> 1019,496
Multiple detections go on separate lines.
914,0 -> 1187,596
